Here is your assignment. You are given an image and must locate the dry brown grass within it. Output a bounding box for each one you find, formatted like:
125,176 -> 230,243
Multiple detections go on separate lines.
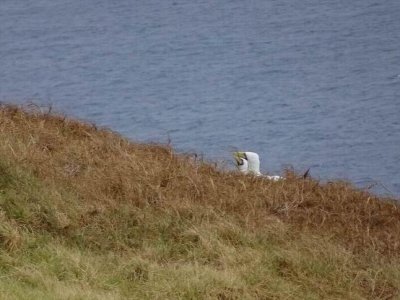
1,104 -> 399,254
0,103 -> 399,299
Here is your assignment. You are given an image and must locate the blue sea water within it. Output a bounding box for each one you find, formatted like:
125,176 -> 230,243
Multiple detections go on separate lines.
1,0 -> 399,197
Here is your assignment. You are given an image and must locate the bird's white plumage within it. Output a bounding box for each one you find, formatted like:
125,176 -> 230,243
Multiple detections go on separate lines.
242,152 -> 261,175
233,151 -> 283,181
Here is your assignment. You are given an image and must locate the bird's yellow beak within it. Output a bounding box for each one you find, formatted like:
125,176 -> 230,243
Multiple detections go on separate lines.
233,152 -> 246,165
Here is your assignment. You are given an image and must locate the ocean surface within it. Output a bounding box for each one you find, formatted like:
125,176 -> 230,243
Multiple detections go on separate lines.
1,1 -> 399,197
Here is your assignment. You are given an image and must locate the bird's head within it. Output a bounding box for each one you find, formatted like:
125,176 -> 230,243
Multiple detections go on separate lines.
233,152 -> 249,174
233,151 -> 247,165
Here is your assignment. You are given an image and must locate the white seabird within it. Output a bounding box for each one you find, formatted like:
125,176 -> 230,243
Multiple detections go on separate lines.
233,151 -> 284,181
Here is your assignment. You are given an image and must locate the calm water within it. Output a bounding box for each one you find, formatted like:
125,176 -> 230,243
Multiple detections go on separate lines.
1,1 -> 399,197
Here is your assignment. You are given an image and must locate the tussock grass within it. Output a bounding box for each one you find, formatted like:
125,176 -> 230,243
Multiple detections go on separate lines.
0,104 -> 399,299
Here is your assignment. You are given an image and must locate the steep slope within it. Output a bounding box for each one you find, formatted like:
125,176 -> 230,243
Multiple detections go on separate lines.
0,104 -> 399,299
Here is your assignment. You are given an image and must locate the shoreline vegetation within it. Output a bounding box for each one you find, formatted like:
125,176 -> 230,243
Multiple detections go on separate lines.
0,104 -> 399,299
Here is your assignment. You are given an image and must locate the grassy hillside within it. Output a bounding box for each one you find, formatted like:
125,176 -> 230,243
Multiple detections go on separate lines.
0,104 -> 399,299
